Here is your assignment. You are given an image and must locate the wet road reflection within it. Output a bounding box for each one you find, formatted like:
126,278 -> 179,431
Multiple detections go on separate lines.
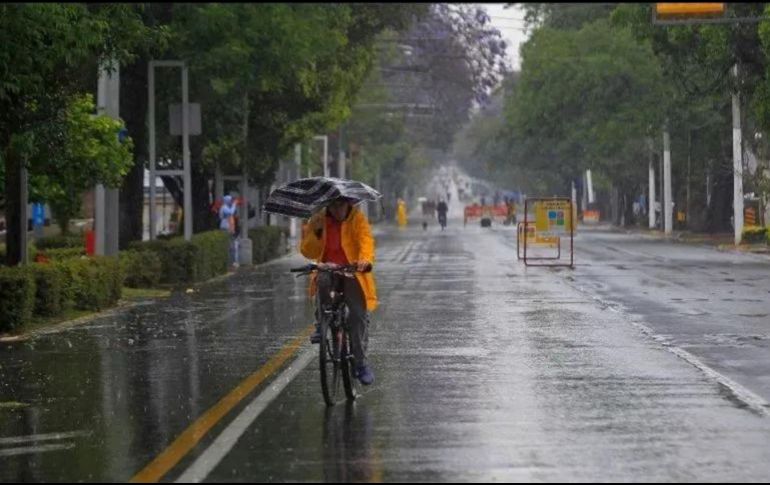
322,403 -> 380,483
3,222 -> 770,481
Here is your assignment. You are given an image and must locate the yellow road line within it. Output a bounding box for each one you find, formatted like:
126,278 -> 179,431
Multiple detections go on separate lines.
130,325 -> 314,483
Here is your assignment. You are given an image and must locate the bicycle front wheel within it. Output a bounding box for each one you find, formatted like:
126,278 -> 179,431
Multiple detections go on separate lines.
319,319 -> 343,406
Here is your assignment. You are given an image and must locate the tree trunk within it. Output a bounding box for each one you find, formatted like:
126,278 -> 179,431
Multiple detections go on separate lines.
192,166 -> 216,233
119,57 -> 149,248
3,143 -> 22,266
621,189 -> 635,227
707,158 -> 733,233
610,185 -> 620,226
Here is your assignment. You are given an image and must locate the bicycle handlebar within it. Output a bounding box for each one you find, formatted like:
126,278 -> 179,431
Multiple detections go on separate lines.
290,262 -> 372,275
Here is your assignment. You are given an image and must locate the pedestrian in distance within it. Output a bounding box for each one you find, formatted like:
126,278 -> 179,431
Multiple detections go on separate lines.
436,199 -> 448,230
219,194 -> 239,267
397,198 -> 408,229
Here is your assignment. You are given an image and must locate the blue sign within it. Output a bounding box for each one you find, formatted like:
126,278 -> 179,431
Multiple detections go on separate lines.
118,127 -> 128,143
32,203 -> 45,226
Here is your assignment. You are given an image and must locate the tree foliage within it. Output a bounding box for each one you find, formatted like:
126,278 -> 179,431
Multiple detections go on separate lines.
0,4 -> 152,264
506,20 -> 665,191
454,3 -> 770,231
344,4 -> 508,207
33,94 -> 134,233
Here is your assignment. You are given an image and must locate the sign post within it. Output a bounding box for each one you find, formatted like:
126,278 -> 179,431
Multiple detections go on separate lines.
523,197 -> 574,268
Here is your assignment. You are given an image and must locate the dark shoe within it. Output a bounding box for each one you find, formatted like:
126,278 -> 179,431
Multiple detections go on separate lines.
356,365 -> 374,386
310,326 -> 321,344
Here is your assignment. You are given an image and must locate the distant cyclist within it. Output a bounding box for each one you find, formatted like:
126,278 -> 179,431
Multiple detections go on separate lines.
300,197 -> 378,385
436,199 -> 448,230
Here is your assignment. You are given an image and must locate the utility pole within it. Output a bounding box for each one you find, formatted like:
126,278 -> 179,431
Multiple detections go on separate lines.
239,93 -> 252,266
96,61 -> 121,255
214,163 -> 224,201
686,130 -> 692,229
148,63 -> 156,241
182,65 -> 192,242
732,63 -> 744,245
663,126 -> 673,236
648,138 -> 656,230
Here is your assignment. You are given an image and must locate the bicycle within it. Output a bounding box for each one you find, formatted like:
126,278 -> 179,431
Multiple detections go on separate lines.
438,212 -> 447,231
291,262 -> 369,406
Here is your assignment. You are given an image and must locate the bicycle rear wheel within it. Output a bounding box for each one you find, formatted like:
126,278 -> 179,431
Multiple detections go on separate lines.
319,319 -> 343,406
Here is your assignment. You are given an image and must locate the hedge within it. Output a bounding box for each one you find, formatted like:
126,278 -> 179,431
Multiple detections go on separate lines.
56,256 -> 122,311
0,267 -> 36,332
249,226 -> 288,264
119,250 -> 162,288
741,226 -> 768,244
38,247 -> 86,262
1,226 -> 289,332
129,230 -> 229,285
29,263 -> 65,317
0,256 -> 124,332
35,234 -> 84,250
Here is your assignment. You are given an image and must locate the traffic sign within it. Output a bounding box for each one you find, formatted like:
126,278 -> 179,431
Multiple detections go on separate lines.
535,199 -> 572,236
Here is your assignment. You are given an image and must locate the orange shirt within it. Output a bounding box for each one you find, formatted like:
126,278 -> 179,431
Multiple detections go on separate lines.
322,215 -> 349,265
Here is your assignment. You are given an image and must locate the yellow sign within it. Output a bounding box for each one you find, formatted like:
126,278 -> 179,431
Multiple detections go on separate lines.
519,223 -> 559,247
535,200 -> 572,236
656,3 -> 725,17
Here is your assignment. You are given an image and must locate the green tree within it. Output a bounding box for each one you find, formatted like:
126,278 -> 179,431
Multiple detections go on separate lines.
0,4 -> 155,264
115,4 -> 423,236
613,2 -> 768,231
1,4 -> 109,265
34,94 -> 134,234
504,20 -> 665,219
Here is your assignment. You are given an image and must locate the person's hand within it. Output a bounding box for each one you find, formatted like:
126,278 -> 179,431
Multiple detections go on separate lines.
355,260 -> 372,273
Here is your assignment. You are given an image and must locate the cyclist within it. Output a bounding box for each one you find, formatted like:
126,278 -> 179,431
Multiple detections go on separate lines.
300,197 -> 377,385
436,198 -> 448,230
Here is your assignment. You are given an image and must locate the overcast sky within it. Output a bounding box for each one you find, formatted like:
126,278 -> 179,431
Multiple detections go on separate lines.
478,3 -> 530,71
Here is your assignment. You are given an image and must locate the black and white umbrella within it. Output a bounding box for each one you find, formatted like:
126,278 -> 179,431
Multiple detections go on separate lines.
263,177 -> 381,219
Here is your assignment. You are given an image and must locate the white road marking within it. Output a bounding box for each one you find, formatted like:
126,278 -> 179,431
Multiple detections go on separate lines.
174,347 -> 316,483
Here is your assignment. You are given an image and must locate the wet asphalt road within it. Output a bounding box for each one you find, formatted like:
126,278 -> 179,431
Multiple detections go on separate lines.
3,217 -> 770,482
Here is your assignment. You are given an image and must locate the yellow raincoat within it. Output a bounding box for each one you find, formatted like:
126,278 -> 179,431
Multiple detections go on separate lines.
397,199 -> 408,228
300,207 -> 378,311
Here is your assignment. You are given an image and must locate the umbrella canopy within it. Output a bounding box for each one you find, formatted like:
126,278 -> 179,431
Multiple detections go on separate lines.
263,177 -> 381,219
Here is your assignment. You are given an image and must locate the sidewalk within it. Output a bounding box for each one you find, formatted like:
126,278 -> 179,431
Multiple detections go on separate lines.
598,223 -> 770,257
